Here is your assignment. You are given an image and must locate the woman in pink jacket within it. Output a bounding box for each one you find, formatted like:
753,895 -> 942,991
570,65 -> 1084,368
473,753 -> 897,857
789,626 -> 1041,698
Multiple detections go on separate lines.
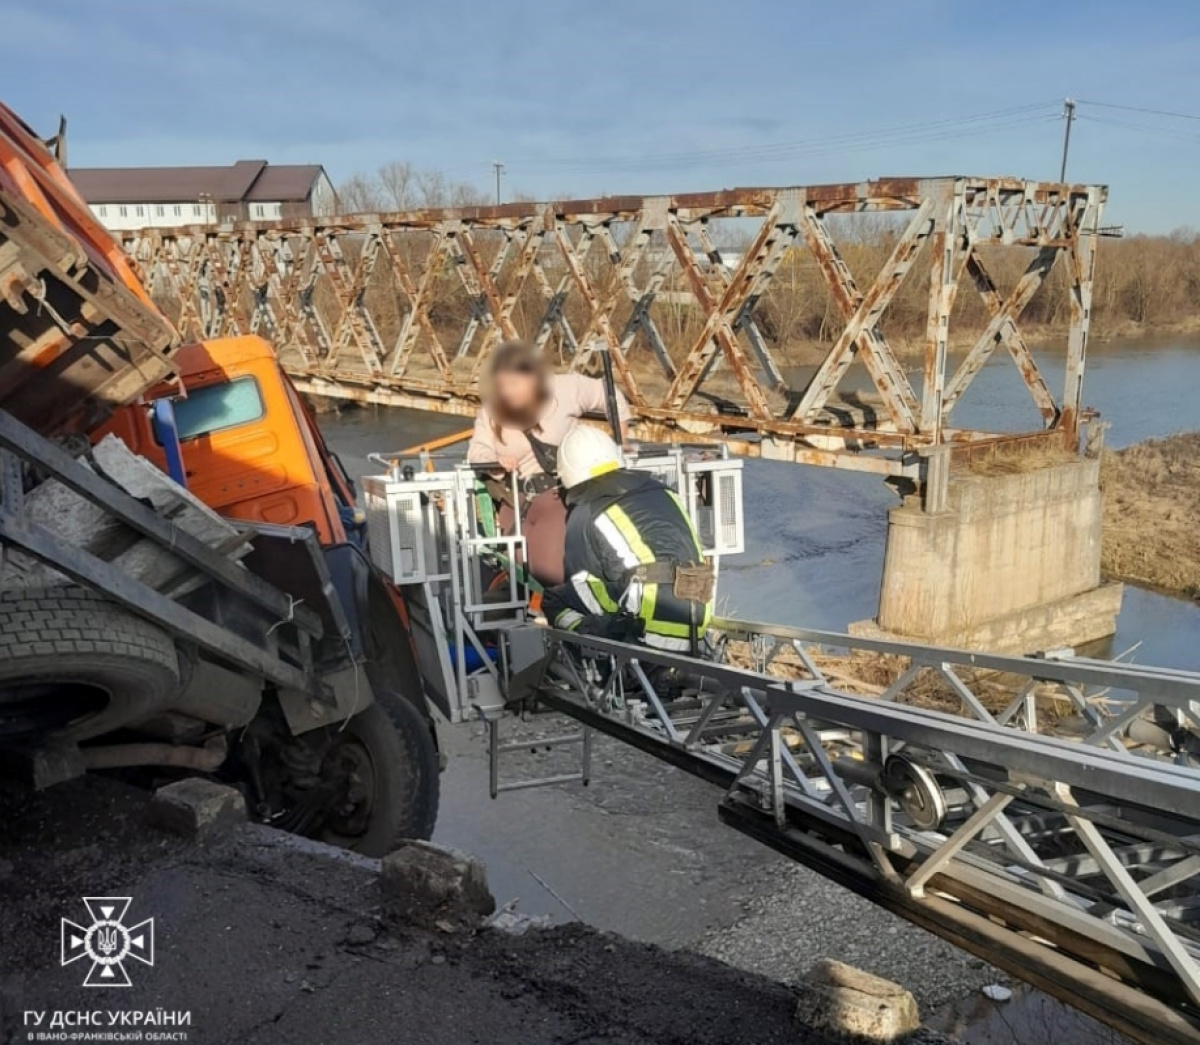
468,341 -> 628,585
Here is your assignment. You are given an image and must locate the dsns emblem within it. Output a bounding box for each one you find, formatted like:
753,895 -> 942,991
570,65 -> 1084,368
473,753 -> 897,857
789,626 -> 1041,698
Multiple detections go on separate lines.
61,897 -> 155,987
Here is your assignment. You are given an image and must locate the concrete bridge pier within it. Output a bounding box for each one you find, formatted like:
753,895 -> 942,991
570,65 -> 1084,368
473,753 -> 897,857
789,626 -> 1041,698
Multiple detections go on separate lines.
852,449 -> 1122,654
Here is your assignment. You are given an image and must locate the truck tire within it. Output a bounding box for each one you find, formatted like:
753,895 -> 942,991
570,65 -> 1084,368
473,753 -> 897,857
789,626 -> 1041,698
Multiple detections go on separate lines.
318,693 -> 440,856
0,586 -> 180,740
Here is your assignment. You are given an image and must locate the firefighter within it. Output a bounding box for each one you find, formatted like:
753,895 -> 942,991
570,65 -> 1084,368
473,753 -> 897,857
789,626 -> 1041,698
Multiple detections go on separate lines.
542,425 -> 714,653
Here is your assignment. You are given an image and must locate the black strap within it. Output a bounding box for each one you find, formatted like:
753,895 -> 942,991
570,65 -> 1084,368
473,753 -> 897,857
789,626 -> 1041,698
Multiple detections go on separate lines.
521,473 -> 559,497
524,430 -> 559,476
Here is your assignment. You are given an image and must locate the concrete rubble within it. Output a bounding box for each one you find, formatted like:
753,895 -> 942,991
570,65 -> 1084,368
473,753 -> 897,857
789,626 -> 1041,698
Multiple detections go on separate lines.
0,776 -> 972,1044
381,838 -> 497,930
0,434 -> 252,594
794,959 -> 920,1042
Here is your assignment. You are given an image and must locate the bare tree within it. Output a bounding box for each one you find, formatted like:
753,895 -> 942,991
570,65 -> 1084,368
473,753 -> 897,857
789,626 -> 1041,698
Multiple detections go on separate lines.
337,173 -> 383,212
339,162 -> 503,214
378,162 -> 416,210
450,181 -> 486,207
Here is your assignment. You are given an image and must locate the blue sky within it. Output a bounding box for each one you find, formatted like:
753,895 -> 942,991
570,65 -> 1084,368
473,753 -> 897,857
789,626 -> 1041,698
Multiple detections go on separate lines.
7,0 -> 1200,231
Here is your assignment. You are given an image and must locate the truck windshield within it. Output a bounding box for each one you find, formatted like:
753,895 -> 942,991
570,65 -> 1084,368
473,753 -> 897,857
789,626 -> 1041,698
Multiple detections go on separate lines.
171,377 -> 265,440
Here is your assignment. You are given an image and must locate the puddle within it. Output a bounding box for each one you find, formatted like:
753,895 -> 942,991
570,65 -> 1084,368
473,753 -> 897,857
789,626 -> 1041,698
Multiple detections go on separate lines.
928,985 -> 1135,1045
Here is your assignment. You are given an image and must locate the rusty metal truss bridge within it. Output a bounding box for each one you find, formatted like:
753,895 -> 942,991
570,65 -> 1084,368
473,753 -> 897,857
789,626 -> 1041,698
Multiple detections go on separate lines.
119,176 -> 1106,480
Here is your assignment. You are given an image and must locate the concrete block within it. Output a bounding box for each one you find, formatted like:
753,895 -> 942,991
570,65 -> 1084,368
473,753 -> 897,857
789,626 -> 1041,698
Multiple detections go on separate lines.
380,840 -> 495,930
150,779 -> 246,839
795,959 -> 919,1042
866,459 -> 1120,651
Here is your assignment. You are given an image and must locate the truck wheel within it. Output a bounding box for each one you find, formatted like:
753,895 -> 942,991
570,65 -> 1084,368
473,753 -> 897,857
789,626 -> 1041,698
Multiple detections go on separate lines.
318,694 -> 440,856
0,586 -> 179,740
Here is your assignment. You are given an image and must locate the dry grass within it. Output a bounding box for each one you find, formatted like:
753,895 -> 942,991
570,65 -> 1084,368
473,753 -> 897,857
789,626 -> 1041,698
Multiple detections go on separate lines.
955,444 -> 1080,477
725,640 -> 1078,722
1101,432 -> 1200,599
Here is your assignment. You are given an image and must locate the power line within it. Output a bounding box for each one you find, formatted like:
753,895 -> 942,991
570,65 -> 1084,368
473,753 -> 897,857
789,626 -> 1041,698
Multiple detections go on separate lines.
1078,98 -> 1200,123
512,113 -> 1060,178
515,100 -> 1061,173
531,105 -> 1058,171
1077,113 -> 1200,145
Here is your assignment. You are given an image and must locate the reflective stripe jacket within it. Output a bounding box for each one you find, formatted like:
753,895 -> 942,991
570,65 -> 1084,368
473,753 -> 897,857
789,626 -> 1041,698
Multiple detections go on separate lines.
542,469 -> 712,651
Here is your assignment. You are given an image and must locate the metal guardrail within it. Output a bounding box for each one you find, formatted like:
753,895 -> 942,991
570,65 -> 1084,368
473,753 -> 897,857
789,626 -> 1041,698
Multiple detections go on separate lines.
523,620 -> 1200,1045
119,177 -> 1106,477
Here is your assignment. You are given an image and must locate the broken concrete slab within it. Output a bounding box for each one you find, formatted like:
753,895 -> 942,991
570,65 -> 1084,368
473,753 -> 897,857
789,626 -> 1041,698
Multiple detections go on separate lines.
794,959 -> 920,1042
149,778 -> 246,839
381,839 -> 496,930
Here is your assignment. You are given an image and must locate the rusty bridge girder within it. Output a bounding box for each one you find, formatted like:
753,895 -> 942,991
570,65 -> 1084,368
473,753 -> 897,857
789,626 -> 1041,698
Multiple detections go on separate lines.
119,176 -> 1106,480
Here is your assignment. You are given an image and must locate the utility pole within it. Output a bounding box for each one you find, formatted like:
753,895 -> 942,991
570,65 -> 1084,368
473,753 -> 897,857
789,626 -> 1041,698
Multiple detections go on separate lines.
492,161 -> 505,205
1059,98 -> 1076,183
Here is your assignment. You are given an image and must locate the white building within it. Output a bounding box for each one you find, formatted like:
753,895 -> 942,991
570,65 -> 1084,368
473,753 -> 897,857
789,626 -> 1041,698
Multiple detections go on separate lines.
70,159 -> 337,231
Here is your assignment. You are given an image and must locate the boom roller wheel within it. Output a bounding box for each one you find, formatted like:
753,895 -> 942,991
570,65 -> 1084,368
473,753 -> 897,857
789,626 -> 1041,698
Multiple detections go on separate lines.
881,753 -> 947,831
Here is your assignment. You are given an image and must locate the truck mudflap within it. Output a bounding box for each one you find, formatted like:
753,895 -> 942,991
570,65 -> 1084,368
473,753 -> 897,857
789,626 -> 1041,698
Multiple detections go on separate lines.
0,103 -> 179,436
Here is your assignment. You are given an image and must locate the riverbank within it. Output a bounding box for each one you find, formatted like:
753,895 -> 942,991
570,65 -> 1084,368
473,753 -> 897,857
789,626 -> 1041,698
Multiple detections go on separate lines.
1101,432 -> 1200,599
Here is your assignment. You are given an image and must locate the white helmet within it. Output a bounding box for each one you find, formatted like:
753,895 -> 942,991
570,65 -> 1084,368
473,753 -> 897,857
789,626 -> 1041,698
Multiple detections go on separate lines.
558,425 -> 623,490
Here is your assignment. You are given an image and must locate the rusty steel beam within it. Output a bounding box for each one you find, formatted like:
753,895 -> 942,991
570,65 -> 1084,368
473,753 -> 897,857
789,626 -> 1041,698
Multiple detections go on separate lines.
119,176 -> 1107,479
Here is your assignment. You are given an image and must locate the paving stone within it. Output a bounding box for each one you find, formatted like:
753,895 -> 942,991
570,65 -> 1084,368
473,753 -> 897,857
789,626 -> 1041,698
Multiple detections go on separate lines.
149,778 -> 246,839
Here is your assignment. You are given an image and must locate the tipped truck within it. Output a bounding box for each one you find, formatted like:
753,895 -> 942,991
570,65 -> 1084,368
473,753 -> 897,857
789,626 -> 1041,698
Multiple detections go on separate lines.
0,102 -> 438,856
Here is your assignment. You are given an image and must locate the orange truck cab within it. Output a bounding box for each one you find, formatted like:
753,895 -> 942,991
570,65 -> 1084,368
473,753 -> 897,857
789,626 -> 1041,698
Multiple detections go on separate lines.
101,335 -> 358,547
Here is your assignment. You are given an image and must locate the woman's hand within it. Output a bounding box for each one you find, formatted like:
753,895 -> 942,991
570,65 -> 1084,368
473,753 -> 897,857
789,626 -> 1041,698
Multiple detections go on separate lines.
498,454 -> 519,473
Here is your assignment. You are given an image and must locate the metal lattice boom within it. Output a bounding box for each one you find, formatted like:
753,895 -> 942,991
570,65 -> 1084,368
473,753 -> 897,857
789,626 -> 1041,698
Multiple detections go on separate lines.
120,177 -> 1106,477
530,618 -> 1200,1045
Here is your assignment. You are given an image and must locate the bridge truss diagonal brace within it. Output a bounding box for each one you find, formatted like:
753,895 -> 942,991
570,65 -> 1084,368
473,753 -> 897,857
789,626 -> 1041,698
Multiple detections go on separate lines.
942,246 -> 1061,422
534,225 -> 597,360
318,229 -> 388,375
159,237 -> 207,342
661,194 -> 801,420
382,228 -> 453,380
692,221 -> 790,394
557,221 -> 645,407
791,198 -> 935,429
197,239 -> 243,341
247,238 -> 285,343
1055,783 -> 1200,1008
238,235 -> 307,367
596,219 -> 677,383
468,223 -> 546,380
